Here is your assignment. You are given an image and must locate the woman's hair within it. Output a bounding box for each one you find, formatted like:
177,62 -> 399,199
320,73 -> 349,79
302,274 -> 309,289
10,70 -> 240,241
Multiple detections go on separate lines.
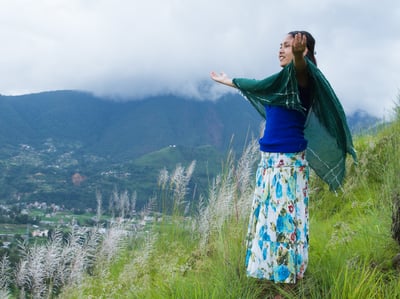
288,31 -> 317,66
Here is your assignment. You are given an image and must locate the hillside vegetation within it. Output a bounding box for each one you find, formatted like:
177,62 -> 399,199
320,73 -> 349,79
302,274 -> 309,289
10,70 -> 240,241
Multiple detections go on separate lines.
0,103 -> 396,298
49,104 -> 400,299
0,90 -> 379,211
0,91 -> 261,210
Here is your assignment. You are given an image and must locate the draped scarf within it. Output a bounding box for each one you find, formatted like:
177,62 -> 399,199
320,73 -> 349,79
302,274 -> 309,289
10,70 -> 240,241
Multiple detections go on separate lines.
232,57 -> 357,191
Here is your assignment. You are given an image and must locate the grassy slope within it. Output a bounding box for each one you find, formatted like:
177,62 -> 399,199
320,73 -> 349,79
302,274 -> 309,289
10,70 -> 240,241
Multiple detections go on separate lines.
60,116 -> 400,299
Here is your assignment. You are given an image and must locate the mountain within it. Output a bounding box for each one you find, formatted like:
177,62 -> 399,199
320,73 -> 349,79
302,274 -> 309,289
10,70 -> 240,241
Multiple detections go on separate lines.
0,91 -> 262,160
0,91 -> 263,209
346,109 -> 382,134
0,91 -> 381,210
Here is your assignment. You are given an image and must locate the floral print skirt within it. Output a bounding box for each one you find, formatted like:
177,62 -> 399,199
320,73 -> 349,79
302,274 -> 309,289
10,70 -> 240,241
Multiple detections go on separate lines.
245,151 -> 309,284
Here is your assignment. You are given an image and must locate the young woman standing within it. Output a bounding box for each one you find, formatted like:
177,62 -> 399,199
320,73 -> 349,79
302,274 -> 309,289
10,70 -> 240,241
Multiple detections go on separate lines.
211,31 -> 356,287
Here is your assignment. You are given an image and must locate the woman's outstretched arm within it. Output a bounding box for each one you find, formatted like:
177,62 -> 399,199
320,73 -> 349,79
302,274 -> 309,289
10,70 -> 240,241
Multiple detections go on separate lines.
292,33 -> 309,87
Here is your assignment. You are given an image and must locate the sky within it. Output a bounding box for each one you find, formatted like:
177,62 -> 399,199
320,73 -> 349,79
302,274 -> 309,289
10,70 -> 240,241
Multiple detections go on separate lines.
0,0 -> 399,118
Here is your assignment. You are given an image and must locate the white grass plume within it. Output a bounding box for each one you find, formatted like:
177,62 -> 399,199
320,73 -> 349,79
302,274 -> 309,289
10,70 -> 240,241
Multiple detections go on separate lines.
158,167 -> 169,189
234,139 -> 259,219
117,232 -> 158,295
195,140 -> 258,250
95,189 -> 103,225
14,226 -> 117,298
97,223 -> 128,267
0,255 -> 11,299
158,160 -> 196,216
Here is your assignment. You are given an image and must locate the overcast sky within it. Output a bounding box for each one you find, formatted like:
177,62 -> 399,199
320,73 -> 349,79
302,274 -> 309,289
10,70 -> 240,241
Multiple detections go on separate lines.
0,0 -> 399,118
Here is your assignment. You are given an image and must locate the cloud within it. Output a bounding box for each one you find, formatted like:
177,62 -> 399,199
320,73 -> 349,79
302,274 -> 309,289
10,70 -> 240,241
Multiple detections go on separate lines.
0,0 -> 399,117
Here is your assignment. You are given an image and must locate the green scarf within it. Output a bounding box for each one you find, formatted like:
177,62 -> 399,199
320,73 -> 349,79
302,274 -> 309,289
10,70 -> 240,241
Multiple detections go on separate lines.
232,58 -> 357,191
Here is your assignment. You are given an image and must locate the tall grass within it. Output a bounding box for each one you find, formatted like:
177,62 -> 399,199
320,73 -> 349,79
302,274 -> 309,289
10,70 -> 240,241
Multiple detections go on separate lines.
0,222 -> 131,299
3,102 -> 400,298
0,255 -> 11,298
56,111 -> 400,299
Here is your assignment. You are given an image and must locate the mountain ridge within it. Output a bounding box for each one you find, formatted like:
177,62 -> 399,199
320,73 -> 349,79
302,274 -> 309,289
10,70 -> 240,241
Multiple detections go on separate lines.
0,90 -> 263,160
0,90 -> 380,159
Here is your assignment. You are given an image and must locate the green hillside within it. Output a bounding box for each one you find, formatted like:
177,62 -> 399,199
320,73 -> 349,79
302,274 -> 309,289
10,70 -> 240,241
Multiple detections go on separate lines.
0,141 -> 224,212
0,91 -> 261,210
48,103 -> 400,298
0,91 -> 262,160
0,90 -> 380,211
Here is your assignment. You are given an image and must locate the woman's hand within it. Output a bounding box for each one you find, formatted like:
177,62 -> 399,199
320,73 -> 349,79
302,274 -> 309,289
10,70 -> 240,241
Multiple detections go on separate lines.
291,32 -> 309,87
210,71 -> 235,87
292,32 -> 307,57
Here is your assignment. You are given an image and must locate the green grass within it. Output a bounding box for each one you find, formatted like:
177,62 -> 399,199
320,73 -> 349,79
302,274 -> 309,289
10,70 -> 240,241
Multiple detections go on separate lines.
0,224 -> 28,235
59,113 -> 400,299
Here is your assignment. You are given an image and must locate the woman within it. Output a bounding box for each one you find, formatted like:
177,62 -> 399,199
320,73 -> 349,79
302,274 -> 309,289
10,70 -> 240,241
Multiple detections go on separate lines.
210,31 -> 356,285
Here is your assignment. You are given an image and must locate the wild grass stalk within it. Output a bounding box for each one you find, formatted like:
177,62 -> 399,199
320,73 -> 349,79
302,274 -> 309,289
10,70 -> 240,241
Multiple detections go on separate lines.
156,160 -> 196,217
157,167 -> 170,213
171,160 -> 196,217
0,255 -> 11,299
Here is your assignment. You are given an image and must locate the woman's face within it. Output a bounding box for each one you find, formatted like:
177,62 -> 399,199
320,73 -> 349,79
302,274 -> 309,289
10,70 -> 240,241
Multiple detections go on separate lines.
278,34 -> 294,67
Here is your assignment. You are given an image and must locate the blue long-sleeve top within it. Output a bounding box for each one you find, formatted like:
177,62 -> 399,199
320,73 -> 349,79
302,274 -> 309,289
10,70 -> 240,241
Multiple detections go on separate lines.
259,86 -> 311,153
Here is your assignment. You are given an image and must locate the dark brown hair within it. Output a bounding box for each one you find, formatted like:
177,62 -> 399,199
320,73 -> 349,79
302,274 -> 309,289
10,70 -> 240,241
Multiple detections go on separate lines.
288,31 -> 317,66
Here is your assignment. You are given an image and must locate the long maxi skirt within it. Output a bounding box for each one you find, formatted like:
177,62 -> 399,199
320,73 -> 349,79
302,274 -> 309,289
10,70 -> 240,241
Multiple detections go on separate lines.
245,151 -> 309,284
